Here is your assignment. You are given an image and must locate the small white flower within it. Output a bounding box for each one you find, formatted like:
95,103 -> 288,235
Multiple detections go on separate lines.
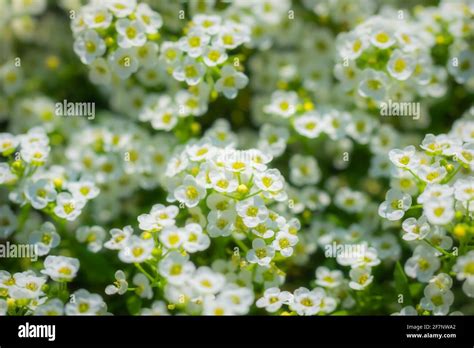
76,226 -> 106,253
182,223 -> 210,253
135,3 -> 162,34
116,19 -> 147,48
158,251 -> 195,286
25,179 -> 57,209
174,175 -> 207,208
133,273 -> 153,299
41,256 -> 80,282
172,57 -> 205,86
236,196 -> 269,228
0,205 -> 17,239
138,204 -> 179,231
358,69 -> 389,101
378,189 -> 412,221
54,192 -> 86,221
178,28 -> 210,58
30,222 -> 60,256
294,112 -> 325,139
349,266 -> 373,291
388,145 -> 419,169
417,164 -> 447,184
387,49 -> 415,80
118,236 -> 154,263
104,226 -> 133,250
73,29 -> 106,65
289,155 -> 321,186
424,198 -> 455,225
215,65 -> 248,99
106,0 -> 136,18
88,58 -> 112,85
190,267 -> 225,295
370,25 -> 395,49
105,270 -> 128,295
203,44 -> 228,67
68,180 -> 100,201
420,285 -> 454,315
256,287 -> 293,313
315,267 -> 344,288
402,216 -> 431,241
404,245 -> 440,282
272,231 -> 298,257
65,289 -> 107,315
264,90 -> 298,118
84,6 -> 112,29
246,238 -> 274,266
108,48 -> 139,79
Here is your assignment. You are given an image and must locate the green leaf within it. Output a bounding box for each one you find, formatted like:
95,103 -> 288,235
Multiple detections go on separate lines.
394,261 -> 413,306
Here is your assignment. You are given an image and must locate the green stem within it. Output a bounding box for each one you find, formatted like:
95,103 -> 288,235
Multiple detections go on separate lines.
134,263 -> 155,282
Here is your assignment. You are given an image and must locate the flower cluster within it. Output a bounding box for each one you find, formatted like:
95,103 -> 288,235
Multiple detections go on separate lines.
0,127 -> 98,233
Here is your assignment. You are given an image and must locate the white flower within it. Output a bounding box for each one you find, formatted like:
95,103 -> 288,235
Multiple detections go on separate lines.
315,267 -> 344,288
256,287 -> 293,313
89,58 -> 112,85
388,145 -> 419,169
108,48 -> 139,79
424,198 -> 455,225
255,169 -> 284,192
402,216 -> 431,241
10,271 -> 47,300
207,209 -> 235,237
34,299 -> 64,316
159,225 -> 185,250
178,28 -> 210,58
219,285 -> 254,315
418,184 -> 453,204
264,90 -> 298,118
138,204 -> 179,231
236,196 -> 269,228
25,179 -> 57,209
135,3 -> 162,34
405,245 -> 440,282
420,285 -> 454,315
172,57 -> 205,86
105,270 -> 128,295
453,251 -> 474,297
272,231 -> 298,257
20,144 -> 50,166
106,0 -> 136,18
68,180 -> 100,201
370,25 -> 395,49
41,256 -> 80,282
349,266 -> 373,290
76,226 -> 106,253
53,192 -> 86,221
136,42 -> 160,68
0,133 -> 19,155
118,236 -> 154,263
190,267 -> 225,295
83,6 -> 112,29
158,251 -> 195,286
116,19 -> 147,48
454,178 -> 474,205
104,226 -> 133,250
334,188 -> 368,213
417,164 -> 447,184
203,45 -> 228,67
209,169 -> 238,193
289,154 -> 321,186
30,222 -> 60,256
0,205 -> 17,239
336,31 -> 368,60
387,49 -> 415,80
246,238 -> 274,266
294,112 -> 325,139
73,29 -> 106,65
378,189 -> 412,221
133,273 -> 153,299
258,124 -> 289,157
182,223 -> 210,253
290,287 -> 336,315
215,65 -> 248,99
174,175 -> 207,208
358,69 -> 389,101
448,49 -> 474,84
65,289 -> 107,315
